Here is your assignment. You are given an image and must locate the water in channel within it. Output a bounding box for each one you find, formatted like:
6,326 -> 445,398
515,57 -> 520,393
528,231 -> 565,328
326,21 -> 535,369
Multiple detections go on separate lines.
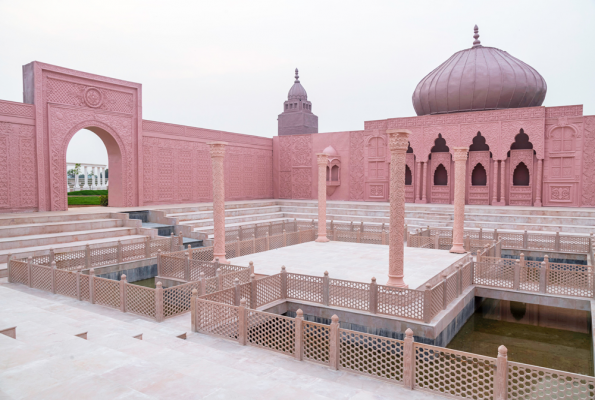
447,298 -> 593,376
130,277 -> 155,288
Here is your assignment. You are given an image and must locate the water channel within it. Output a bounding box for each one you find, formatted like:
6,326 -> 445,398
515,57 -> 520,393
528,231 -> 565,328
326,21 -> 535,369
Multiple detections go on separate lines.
447,298 -> 593,376
131,277 -> 156,288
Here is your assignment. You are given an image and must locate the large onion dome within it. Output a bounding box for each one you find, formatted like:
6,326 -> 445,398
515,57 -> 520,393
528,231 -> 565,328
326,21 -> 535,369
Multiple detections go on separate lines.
412,26 -> 547,116
288,68 -> 308,100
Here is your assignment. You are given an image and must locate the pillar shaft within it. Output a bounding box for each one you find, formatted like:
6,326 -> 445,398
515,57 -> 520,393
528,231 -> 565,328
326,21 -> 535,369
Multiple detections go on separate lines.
386,129 -> 411,287
83,166 -> 89,189
421,162 -> 428,202
208,142 -> 229,264
450,148 -> 468,253
492,160 -> 498,204
500,161 -> 506,206
535,159 -> 543,207
415,161 -> 421,202
315,154 -> 329,242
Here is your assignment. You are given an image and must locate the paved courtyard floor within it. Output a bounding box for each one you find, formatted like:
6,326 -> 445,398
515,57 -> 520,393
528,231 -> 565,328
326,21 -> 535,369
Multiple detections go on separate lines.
231,241 -> 466,289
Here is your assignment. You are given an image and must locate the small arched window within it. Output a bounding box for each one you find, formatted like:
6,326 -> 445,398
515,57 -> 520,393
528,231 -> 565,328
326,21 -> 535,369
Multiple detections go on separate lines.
434,164 -> 448,185
331,165 -> 339,181
513,163 -> 530,186
471,164 -> 487,186
326,166 -> 330,181
405,165 -> 412,185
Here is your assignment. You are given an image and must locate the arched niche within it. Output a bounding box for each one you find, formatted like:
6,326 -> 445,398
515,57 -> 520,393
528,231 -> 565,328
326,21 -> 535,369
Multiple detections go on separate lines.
405,149 -> 416,203
507,131 -> 535,206
472,164 -> 487,186
513,162 -> 530,186
429,134 -> 451,204
323,145 -> 341,197
467,133 -> 492,205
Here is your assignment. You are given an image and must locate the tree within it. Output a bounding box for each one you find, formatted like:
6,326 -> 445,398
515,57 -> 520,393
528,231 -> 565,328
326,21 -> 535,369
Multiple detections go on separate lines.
67,163 -> 81,178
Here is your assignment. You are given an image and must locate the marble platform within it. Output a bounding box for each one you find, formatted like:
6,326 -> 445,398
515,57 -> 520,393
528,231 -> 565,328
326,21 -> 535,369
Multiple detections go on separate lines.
231,241 -> 467,289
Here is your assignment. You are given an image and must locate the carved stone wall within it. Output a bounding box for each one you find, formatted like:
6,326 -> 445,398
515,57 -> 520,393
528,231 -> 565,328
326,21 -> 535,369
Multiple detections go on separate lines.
405,153 -> 415,203
278,135 -> 313,200
581,116 -> 595,207
349,131 -> 365,201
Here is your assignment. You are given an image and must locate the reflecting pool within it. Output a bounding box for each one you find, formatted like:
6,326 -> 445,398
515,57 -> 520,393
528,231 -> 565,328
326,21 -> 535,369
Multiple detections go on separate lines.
130,277 -> 155,289
447,298 -> 593,376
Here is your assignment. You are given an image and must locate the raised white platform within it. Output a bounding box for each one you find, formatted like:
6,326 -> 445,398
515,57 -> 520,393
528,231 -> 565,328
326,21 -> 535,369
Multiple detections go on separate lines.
231,241 -> 466,289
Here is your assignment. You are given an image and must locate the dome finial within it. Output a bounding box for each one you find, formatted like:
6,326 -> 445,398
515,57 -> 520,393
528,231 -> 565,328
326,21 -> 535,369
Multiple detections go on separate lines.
473,25 -> 481,47
294,68 -> 300,83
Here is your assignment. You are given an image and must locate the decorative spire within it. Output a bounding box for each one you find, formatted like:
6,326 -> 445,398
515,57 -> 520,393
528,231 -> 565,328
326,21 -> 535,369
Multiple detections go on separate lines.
473,25 -> 481,47
294,68 -> 300,83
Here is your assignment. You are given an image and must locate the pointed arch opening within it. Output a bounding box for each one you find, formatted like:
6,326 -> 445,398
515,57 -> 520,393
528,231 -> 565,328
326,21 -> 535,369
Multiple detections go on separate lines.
469,132 -> 490,152
434,164 -> 448,185
405,165 -> 412,185
431,133 -> 450,153
513,162 -> 530,186
471,163 -> 487,186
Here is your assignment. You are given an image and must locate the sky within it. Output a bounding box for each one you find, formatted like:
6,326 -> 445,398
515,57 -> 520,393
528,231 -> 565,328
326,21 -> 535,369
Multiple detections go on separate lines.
1,0 -> 593,165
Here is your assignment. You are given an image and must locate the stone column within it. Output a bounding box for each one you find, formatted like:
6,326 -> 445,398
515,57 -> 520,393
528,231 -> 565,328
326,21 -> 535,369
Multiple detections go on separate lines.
91,167 -> 97,190
535,159 -> 543,207
99,167 -> 104,189
450,147 -> 468,253
492,160 -> 499,205
415,161 -> 422,202
74,168 -> 79,190
83,165 -> 90,189
500,161 -> 506,206
386,129 -> 411,287
208,141 -> 229,264
315,153 -> 329,242
421,162 -> 428,203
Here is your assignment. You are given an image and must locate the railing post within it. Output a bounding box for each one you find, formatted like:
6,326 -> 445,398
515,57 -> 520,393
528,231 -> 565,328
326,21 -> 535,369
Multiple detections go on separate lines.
117,240 -> 123,263
434,234 -> 440,250
238,298 -> 247,345
298,228 -> 302,244
120,274 -> 127,313
539,261 -> 547,293
216,267 -> 222,291
6,254 -> 12,283
513,259 -> 521,291
269,222 -> 272,237
252,234 -> 256,253
457,266 -> 463,296
406,230 -> 411,247
76,267 -> 82,301
191,289 -> 198,332
239,225 -> 243,242
250,274 -> 257,307
157,250 -> 162,276
295,309 -> 304,361
155,281 -> 164,322
235,236 -> 240,257
497,240 -> 502,258
283,229 -> 287,247
356,230 -> 361,243
403,328 -> 415,390
544,254 -> 549,269
350,221 -> 353,231
323,271 -> 329,306
479,227 -> 483,240
280,266 -> 287,299
369,277 -> 377,314
442,273 -> 448,309
555,232 -> 561,251
85,244 -> 91,268
282,221 -> 285,233
423,283 -> 433,323
265,232 -> 270,250
494,228 -> 499,241
199,272 -> 206,296
145,236 -> 151,259
184,252 -> 190,281
50,261 -> 57,294
329,314 -> 340,370
295,218 -> 298,232
494,345 -> 508,400
249,261 -> 254,275
26,256 -> 33,287
523,230 -> 528,249
49,248 -> 55,265
170,233 -> 175,252
89,268 -> 95,304
234,278 -> 240,306
404,224 -> 408,244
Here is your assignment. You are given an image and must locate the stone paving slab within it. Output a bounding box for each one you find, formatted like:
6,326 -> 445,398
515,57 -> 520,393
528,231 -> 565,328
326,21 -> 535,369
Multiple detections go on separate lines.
231,241 -> 466,289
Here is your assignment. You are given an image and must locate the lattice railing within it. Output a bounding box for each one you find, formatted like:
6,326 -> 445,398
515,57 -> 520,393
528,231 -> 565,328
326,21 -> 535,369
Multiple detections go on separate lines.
255,274 -> 282,308
247,310 -> 295,356
329,279 -> 370,312
8,260 -> 28,285
163,281 -> 200,318
339,329 -> 404,382
126,284 -> 156,318
474,261 -> 515,288
415,343 -> 496,399
55,269 -> 78,298
195,300 -> 239,340
377,285 -> 424,320
287,273 -> 323,303
508,361 -> 595,400
94,277 -> 121,309
303,321 -> 330,365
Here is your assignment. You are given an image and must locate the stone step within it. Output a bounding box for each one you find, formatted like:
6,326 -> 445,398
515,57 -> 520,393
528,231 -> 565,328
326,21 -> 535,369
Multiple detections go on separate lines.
180,212 -> 287,228
168,205 -> 282,222
157,200 -> 278,215
282,211 -> 449,227
193,217 -> 296,236
462,220 -> 594,234
0,218 -> 125,239
0,212 -> 116,227
280,205 -> 453,221
0,227 -> 139,253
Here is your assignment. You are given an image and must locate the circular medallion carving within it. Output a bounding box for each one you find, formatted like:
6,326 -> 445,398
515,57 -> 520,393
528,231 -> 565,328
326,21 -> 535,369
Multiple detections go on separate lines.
84,87 -> 103,108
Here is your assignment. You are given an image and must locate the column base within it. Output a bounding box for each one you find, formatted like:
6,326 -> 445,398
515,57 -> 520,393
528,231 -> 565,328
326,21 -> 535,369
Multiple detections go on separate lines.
534,200 -> 542,207
83,185 -> 90,190
315,236 -> 329,243
213,255 -> 230,264
491,201 -> 506,206
449,244 -> 466,254
415,199 -> 427,204
386,275 -> 408,288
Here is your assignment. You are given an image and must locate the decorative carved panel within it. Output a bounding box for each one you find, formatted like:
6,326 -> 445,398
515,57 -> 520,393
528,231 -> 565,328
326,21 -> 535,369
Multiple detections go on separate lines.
349,131 -> 365,201
405,154 -> 415,203
582,117 -> 595,206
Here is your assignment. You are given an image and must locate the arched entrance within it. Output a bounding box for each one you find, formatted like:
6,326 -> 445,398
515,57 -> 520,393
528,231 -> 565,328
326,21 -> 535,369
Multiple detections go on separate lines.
64,125 -> 125,207
24,61 -> 141,211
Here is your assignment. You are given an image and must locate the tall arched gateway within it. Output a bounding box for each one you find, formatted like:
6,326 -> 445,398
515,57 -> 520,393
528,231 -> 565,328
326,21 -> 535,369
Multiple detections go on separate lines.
24,62 -> 141,211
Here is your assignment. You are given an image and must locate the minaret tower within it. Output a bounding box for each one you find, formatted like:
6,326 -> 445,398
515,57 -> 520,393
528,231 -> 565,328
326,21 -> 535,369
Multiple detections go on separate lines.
278,68 -> 318,136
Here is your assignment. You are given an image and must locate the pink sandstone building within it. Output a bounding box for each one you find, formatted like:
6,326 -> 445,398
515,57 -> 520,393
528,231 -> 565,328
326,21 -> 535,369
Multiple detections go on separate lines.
0,27 -> 593,213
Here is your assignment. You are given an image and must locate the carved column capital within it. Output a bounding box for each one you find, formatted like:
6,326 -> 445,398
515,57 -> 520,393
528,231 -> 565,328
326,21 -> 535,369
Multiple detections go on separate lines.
387,130 -> 411,153
316,153 -> 329,166
207,141 -> 228,158
453,147 -> 469,162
